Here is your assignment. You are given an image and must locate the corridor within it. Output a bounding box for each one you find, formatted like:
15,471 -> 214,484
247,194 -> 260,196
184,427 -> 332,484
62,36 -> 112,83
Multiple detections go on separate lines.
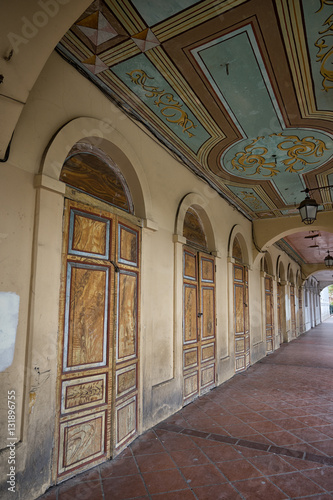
39,319 -> 333,500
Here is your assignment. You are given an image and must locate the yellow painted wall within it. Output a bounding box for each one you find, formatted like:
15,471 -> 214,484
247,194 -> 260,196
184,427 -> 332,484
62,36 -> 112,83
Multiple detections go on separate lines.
0,51 -> 317,499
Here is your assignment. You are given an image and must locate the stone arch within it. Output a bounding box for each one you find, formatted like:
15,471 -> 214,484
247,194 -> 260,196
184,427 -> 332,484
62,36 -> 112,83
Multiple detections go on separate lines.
228,225 -> 250,265
261,252 -> 274,276
175,193 -> 217,253
288,266 -> 295,284
41,117 -> 151,219
278,260 -> 286,281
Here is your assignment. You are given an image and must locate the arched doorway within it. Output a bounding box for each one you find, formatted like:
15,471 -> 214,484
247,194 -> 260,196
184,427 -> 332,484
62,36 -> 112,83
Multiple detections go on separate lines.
54,145 -> 141,482
232,237 -> 250,372
182,206 -> 216,403
277,260 -> 286,344
289,268 -> 296,338
262,255 -> 274,353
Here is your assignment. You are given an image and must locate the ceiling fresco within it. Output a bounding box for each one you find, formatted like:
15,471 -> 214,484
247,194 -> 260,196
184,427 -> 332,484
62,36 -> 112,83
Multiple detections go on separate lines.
57,0 -> 333,222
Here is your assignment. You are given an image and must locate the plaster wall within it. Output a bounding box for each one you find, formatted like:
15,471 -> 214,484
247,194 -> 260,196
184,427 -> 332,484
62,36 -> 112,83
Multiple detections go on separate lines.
0,51 -> 309,499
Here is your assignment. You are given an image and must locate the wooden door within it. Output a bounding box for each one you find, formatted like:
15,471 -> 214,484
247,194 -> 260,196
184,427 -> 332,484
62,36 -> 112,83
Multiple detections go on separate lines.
298,287 -> 303,335
277,283 -> 282,343
290,285 -> 296,337
183,248 -> 216,403
55,199 -> 140,482
265,276 -> 274,353
234,264 -> 250,372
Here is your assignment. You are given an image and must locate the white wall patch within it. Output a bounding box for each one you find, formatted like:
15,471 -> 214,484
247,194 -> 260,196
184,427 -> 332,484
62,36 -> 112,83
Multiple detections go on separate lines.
0,292 -> 20,371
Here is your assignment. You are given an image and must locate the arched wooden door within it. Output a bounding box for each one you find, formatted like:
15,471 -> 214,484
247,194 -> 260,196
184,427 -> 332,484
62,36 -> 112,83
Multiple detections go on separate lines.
182,207 -> 216,403
290,285 -> 296,338
233,238 -> 250,372
54,150 -> 140,482
265,276 -> 274,353
277,283 -> 282,344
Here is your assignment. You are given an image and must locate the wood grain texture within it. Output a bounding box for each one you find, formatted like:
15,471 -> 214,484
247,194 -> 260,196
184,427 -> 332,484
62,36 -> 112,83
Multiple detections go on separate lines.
59,412 -> 105,474
117,271 -> 137,360
63,376 -> 105,412
184,284 -> 198,343
232,237 -> 242,261
201,257 -> 214,282
184,348 -> 198,368
201,287 -> 214,339
184,371 -> 198,398
116,397 -> 137,446
117,366 -> 136,397
119,224 -> 138,266
184,250 -> 197,280
66,265 -> 107,368
183,207 -> 207,250
60,153 -> 131,212
72,213 -> 107,255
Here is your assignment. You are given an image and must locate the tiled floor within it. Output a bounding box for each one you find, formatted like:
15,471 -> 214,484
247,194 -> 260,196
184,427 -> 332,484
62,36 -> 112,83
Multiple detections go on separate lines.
39,319 -> 333,499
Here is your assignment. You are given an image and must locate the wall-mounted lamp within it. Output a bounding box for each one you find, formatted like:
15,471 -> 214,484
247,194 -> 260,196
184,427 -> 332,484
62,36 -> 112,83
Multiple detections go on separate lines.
298,185 -> 333,224
324,251 -> 333,268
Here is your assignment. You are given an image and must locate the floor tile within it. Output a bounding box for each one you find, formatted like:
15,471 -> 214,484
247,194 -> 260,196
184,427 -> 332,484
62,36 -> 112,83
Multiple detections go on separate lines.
180,463 -> 227,487
310,439 -> 333,456
262,429 -> 304,446
302,466 -> 333,491
232,477 -> 288,499
100,457 -> 138,478
269,471 -> 326,497
151,490 -> 196,499
169,447 -> 210,467
142,469 -> 189,494
102,475 -> 147,499
130,438 -> 165,455
201,443 -> 242,462
193,483 -> 243,499
216,458 -> 262,481
248,454 -> 297,475
135,452 -> 176,473
155,430 -> 198,451
58,480 -> 103,500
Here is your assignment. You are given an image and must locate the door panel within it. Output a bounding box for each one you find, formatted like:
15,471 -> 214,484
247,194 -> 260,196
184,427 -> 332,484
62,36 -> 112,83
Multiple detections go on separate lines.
201,287 -> 215,339
117,270 -> 138,361
65,263 -> 108,369
184,284 -> 198,344
183,249 -> 216,403
115,220 -> 140,451
234,263 -> 250,372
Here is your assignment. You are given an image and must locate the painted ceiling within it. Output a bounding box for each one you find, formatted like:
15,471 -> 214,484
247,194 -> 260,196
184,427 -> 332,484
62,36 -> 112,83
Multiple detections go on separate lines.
57,0 -> 333,223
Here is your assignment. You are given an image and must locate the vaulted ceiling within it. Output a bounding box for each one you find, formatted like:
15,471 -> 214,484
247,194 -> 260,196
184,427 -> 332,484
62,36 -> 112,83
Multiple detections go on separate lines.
57,0 -> 333,223
3,0 -> 333,283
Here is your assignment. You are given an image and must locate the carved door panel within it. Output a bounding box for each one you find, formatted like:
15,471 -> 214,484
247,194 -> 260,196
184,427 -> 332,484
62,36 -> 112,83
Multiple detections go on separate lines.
290,285 -> 296,337
55,200 -> 140,482
183,248 -> 215,403
265,277 -> 274,353
234,264 -> 250,372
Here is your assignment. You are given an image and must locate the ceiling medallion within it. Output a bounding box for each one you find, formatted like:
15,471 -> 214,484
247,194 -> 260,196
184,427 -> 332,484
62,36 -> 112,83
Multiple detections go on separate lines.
230,133 -> 327,178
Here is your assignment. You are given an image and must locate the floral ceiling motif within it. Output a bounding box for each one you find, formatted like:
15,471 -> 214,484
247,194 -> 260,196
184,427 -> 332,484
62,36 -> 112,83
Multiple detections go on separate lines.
57,0 -> 333,220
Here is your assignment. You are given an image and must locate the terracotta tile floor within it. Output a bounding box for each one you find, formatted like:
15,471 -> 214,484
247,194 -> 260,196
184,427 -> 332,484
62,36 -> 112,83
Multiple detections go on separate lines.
39,318 -> 333,499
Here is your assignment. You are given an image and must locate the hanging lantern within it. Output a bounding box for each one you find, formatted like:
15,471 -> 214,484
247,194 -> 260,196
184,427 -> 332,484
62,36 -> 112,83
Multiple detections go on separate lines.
324,251 -> 333,268
298,195 -> 318,225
